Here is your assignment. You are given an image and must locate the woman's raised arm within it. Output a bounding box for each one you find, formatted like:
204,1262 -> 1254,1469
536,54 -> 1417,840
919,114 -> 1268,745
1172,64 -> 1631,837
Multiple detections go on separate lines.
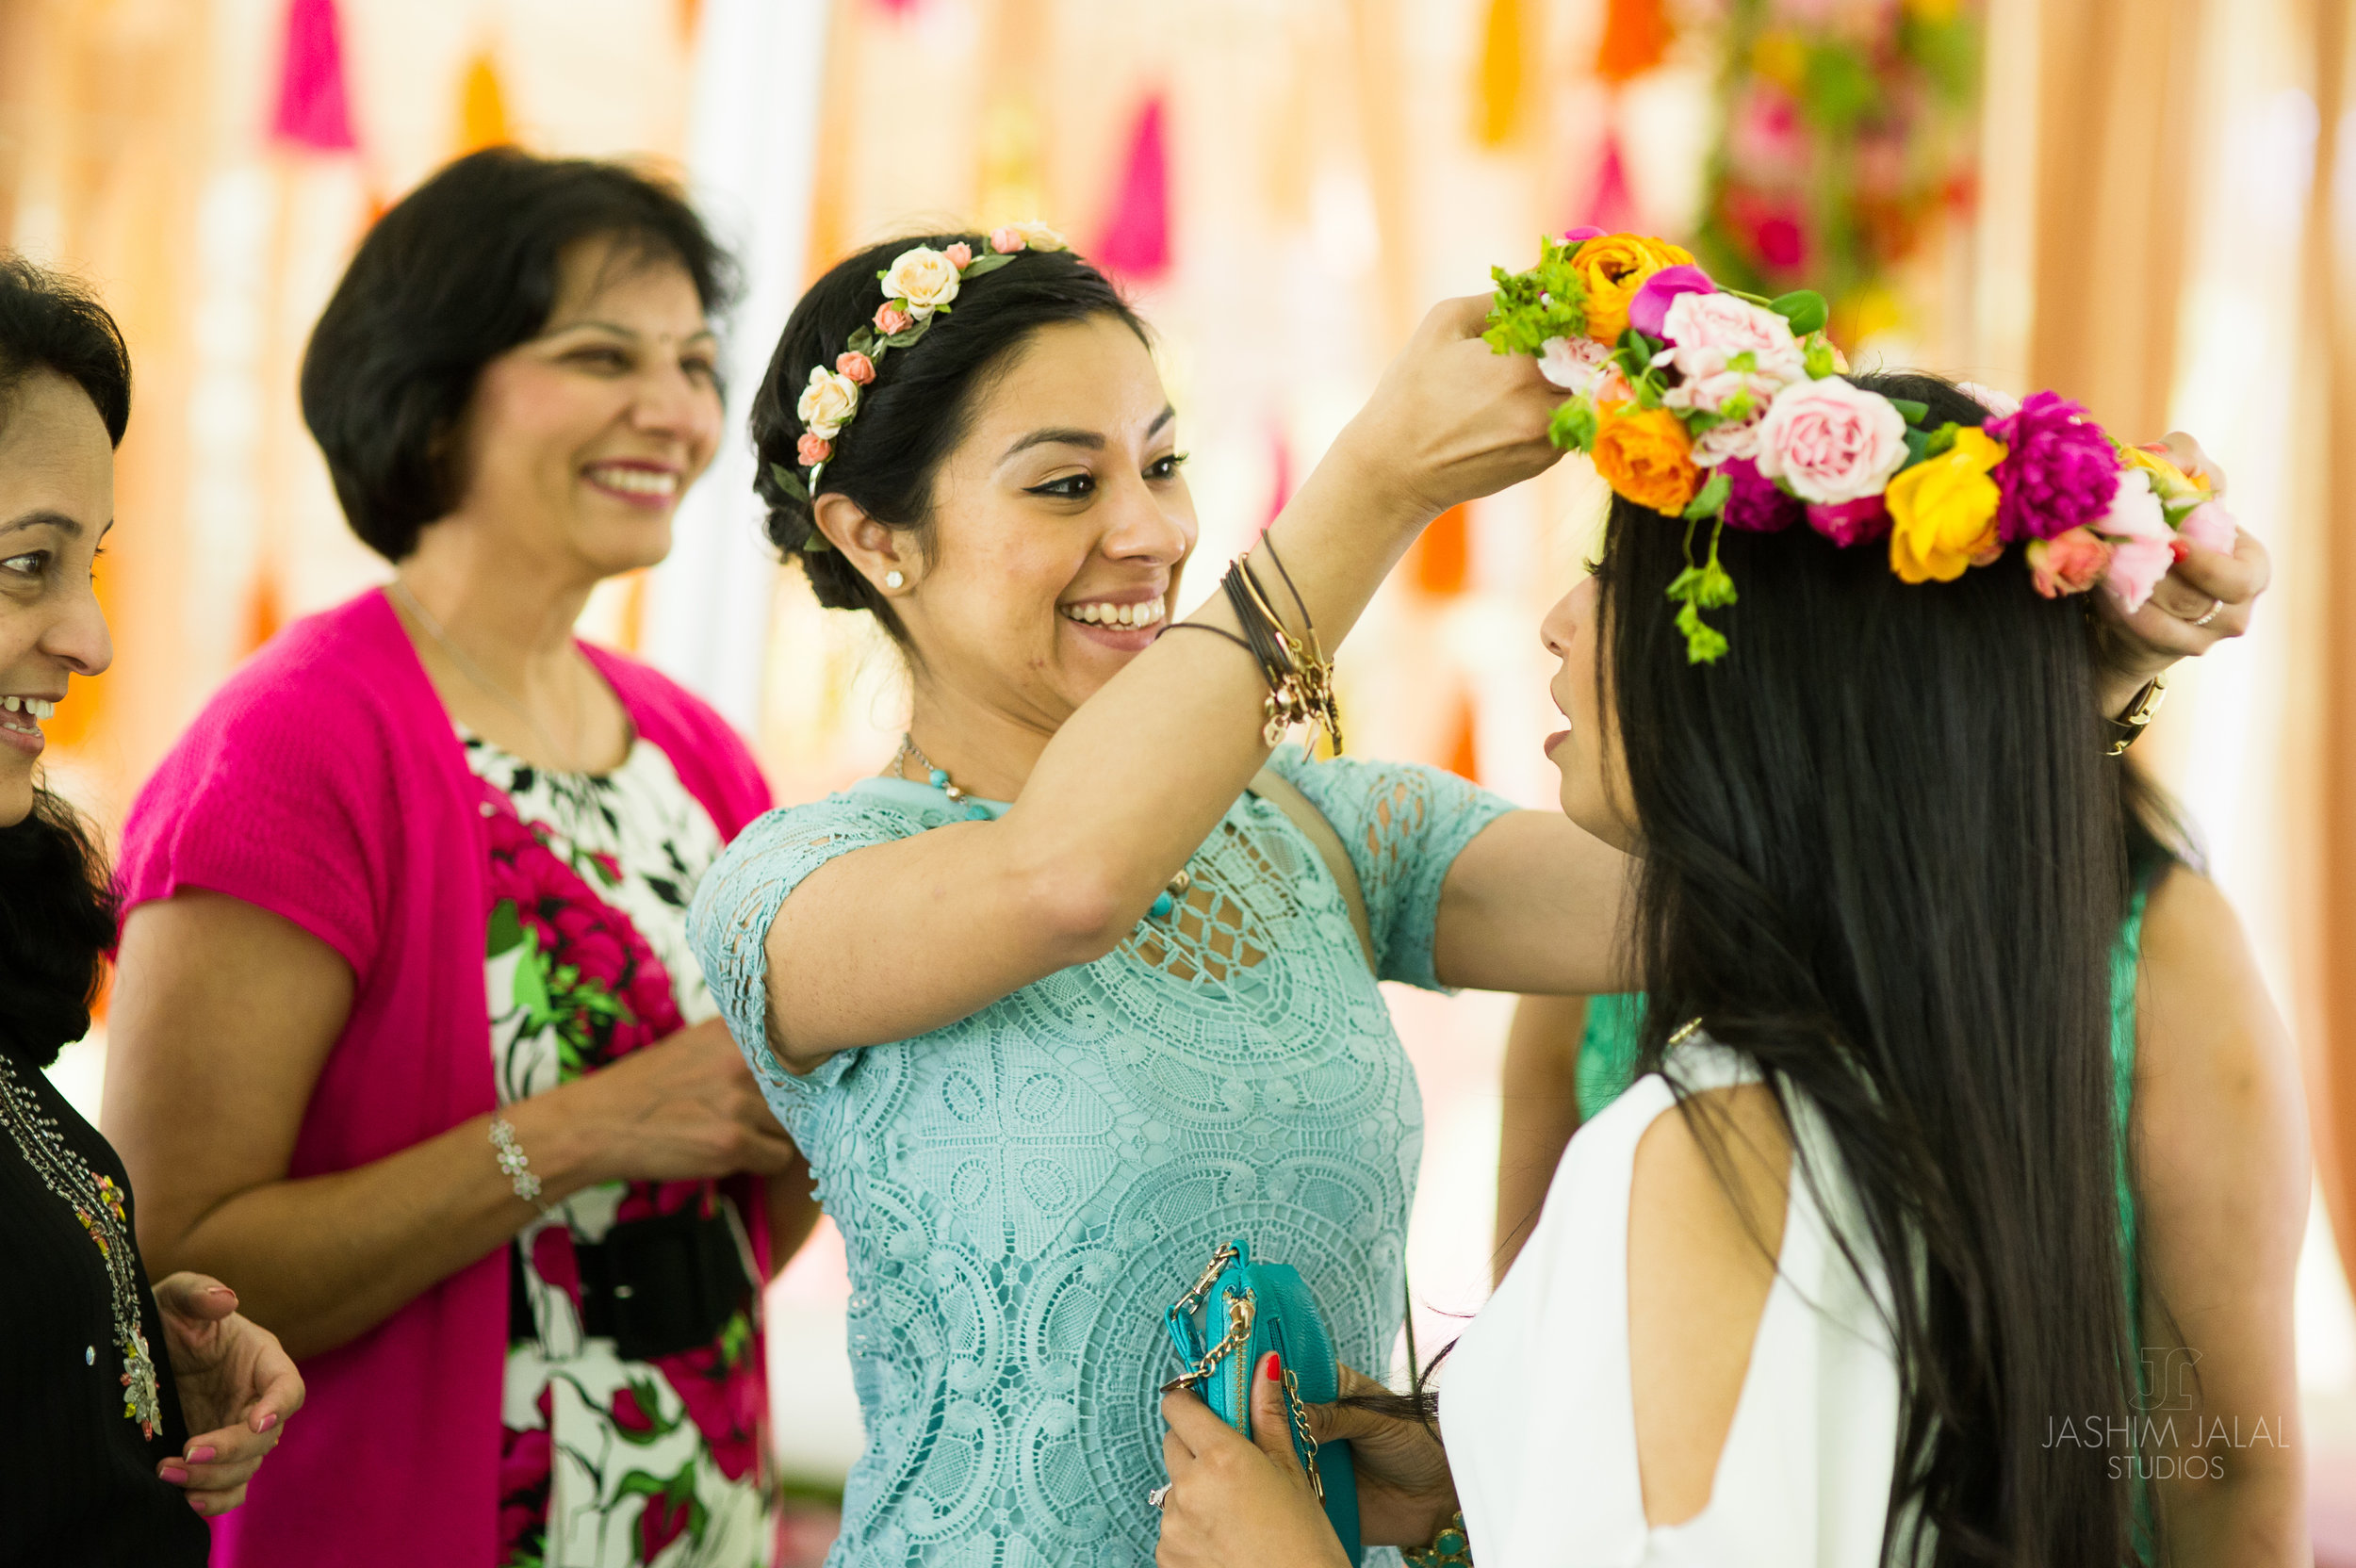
732,297 -> 1569,1071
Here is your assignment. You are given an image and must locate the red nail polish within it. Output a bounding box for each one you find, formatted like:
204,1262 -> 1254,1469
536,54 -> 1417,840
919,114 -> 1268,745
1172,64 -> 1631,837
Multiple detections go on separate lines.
1264,1351 -> 1283,1381
187,1446 -> 217,1463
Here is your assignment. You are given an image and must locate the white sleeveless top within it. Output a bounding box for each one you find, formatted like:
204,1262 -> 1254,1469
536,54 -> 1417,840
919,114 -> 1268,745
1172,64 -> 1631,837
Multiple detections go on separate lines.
1441,1040 -> 1924,1566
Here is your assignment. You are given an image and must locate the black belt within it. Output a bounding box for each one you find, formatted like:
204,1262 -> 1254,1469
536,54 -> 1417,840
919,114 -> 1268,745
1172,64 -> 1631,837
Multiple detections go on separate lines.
509,1199 -> 757,1363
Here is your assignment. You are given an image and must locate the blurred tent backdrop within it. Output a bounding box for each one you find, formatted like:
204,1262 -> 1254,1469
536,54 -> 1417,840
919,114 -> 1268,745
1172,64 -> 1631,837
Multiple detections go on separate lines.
7,0 -> 2356,1553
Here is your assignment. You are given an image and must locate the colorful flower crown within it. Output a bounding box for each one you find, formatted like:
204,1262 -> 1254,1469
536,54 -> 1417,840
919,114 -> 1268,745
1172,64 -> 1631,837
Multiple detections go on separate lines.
769,221 -> 1071,553
1485,230 -> 2236,663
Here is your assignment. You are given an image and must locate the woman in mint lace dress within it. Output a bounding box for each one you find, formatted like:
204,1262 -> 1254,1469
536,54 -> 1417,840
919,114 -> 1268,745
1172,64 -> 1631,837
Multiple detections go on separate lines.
687,239 -> 1626,1566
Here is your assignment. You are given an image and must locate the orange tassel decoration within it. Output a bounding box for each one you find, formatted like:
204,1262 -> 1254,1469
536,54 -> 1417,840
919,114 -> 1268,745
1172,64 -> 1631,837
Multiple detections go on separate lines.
1595,0 -> 1673,85
1472,0 -> 1527,148
457,51 -> 511,154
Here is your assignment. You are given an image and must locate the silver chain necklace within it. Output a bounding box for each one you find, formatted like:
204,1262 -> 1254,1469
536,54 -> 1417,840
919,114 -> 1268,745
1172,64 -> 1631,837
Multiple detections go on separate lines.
894,733 -> 1192,917
389,580 -> 588,773
0,1055 -> 162,1438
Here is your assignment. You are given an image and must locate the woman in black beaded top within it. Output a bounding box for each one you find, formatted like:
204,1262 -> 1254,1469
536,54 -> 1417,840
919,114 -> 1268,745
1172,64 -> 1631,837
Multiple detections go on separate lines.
0,253 -> 303,1563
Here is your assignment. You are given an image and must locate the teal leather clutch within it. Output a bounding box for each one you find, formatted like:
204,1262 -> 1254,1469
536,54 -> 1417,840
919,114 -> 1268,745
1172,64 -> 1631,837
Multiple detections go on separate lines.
1164,1239 -> 1365,1564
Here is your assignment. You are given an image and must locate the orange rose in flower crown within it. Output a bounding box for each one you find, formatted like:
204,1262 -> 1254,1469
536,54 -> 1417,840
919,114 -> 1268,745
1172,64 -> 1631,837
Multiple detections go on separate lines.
1480,230 -> 2244,663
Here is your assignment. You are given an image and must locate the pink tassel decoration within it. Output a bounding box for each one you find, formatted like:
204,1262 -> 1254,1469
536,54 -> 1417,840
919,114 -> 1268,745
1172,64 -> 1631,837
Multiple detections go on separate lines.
1096,96 -> 1171,281
1579,130 -> 1641,236
271,0 -> 358,152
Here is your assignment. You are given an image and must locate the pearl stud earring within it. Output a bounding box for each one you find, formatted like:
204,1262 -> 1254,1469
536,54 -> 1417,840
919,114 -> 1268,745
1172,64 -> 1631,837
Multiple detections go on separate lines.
884,570 -> 905,589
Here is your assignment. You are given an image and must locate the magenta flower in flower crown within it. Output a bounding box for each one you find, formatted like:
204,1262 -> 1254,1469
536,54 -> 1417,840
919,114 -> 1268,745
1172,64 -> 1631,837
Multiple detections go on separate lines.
1807,495 -> 1890,547
1627,265 -> 1715,340
1720,457 -> 1803,532
1984,390 -> 2120,543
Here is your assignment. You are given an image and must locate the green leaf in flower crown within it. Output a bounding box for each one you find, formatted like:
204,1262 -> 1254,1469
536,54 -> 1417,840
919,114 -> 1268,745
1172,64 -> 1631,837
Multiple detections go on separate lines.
1888,398 -> 1930,426
1482,240 -> 1591,356
1682,471 -> 1732,521
1674,600 -> 1730,664
1549,396 -> 1599,453
1803,337 -> 1840,379
846,326 -> 876,356
768,462 -> 810,505
1902,428 -> 1930,468
959,252 -> 1017,279
1923,422 -> 1960,459
1772,290 -> 1830,335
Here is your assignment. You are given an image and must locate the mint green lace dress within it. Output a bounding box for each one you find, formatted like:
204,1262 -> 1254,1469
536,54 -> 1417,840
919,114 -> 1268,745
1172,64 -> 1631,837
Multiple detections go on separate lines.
689,750 -> 1514,1567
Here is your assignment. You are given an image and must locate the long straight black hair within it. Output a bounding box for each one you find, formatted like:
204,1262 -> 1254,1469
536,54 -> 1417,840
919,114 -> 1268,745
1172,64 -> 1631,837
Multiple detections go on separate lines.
1597,372 -> 2138,1565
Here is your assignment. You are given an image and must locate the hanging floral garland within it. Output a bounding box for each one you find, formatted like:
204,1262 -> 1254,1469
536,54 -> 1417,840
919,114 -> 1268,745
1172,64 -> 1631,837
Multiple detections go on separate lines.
1692,0 -> 1980,337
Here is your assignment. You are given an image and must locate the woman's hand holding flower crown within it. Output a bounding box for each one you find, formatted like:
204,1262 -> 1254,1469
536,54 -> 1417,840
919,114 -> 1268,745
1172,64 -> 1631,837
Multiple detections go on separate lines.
1335,294 -> 1569,526
2089,431 -> 2271,706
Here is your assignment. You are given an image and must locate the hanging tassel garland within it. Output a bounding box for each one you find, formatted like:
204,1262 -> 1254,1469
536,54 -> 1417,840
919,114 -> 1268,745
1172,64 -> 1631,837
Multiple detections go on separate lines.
1579,130 -> 1641,235
1595,0 -> 1673,86
1472,0 -> 1527,148
270,0 -> 358,152
1095,95 -> 1170,280
457,51 -> 511,155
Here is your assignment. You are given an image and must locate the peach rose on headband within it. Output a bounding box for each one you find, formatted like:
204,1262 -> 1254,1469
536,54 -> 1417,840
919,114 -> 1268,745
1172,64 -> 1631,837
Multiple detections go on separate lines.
880,246 -> 961,318
989,220 -> 1069,254
943,242 -> 973,270
835,351 -> 875,384
1592,404 -> 1701,515
795,365 -> 860,440
875,302 -> 913,335
1886,427 -> 2007,583
1568,233 -> 1696,343
796,433 -> 831,466
2026,527 -> 2113,598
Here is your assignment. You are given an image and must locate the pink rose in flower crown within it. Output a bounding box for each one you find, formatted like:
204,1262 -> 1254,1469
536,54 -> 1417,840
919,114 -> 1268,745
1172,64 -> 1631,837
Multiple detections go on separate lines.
1658,291 -> 1808,385
874,302 -> 913,335
1985,390 -> 2119,542
2025,527 -> 2114,598
1628,265 -> 1716,340
1753,378 -> 1909,504
2091,468 -> 2174,612
2176,498 -> 2236,555
1537,335 -> 1612,392
1690,416 -> 1768,467
835,351 -> 875,385
943,242 -> 973,270
796,433 -> 831,466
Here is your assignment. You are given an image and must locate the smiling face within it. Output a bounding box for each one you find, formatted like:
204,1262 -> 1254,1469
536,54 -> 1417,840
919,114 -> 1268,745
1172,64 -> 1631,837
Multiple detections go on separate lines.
1542,573 -> 1637,851
831,313 -> 1197,733
438,236 -> 723,579
0,370 -> 115,825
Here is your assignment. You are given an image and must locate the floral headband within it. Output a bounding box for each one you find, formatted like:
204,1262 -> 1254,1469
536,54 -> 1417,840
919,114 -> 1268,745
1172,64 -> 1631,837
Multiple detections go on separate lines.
1485,230 -> 2236,663
769,221 -> 1071,554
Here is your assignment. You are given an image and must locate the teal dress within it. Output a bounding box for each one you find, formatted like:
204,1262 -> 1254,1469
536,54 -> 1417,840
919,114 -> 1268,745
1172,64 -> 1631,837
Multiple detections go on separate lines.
689,750 -> 1513,1567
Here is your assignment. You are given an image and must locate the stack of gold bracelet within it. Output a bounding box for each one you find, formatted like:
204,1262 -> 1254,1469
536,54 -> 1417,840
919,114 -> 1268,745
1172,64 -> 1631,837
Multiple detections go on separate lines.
1169,537 -> 1343,757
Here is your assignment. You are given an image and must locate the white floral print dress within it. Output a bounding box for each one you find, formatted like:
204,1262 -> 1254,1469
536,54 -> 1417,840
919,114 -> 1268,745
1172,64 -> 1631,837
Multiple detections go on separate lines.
468,733 -> 776,1568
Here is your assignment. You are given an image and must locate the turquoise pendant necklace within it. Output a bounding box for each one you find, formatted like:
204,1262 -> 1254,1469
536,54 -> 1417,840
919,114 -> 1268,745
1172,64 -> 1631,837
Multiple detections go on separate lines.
895,734 -> 1192,918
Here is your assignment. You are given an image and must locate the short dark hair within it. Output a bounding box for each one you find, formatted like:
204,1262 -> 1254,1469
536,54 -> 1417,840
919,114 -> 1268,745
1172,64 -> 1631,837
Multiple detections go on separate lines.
0,253 -> 131,447
301,148 -> 738,562
751,235 -> 1145,637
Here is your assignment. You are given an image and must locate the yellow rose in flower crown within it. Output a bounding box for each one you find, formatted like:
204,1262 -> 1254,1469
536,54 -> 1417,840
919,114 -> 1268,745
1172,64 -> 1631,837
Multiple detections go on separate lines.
1887,427 -> 2009,584
880,246 -> 963,319
2116,442 -> 2211,506
1593,403 -> 1702,515
1569,232 -> 1697,343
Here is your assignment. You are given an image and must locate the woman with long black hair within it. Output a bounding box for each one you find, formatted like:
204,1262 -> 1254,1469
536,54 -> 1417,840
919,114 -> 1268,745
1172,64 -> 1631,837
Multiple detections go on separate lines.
1151,368 -> 2300,1564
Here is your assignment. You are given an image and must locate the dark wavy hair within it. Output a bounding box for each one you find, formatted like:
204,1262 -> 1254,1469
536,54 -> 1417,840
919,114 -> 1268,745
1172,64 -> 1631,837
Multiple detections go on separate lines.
0,253 -> 130,1069
1600,371 -> 2139,1563
750,234 -> 1145,641
302,147 -> 738,562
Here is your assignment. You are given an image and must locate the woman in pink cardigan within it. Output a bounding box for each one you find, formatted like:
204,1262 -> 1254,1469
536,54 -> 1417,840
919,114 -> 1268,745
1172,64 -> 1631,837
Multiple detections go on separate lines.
106,150 -> 818,1568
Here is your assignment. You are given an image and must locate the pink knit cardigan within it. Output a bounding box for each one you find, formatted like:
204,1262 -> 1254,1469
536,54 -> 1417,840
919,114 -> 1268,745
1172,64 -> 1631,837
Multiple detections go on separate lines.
116,588 -> 774,1567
